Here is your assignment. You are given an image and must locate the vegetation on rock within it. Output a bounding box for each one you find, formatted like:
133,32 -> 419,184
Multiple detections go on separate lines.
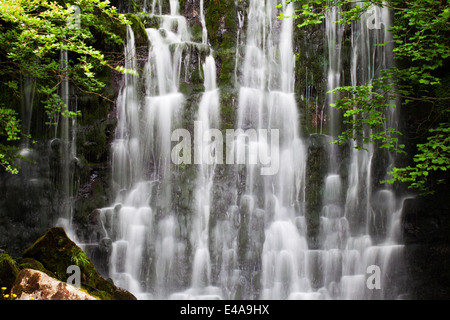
0,0 -> 130,174
21,227 -> 136,300
281,0 -> 450,195
0,252 -> 19,299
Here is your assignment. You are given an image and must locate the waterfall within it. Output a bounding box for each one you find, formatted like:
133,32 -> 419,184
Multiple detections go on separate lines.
325,6 -> 344,139
84,0 -> 407,300
171,56 -> 221,298
97,1 -> 220,299
319,2 -> 406,299
20,74 -> 36,148
233,0 -> 307,299
103,0 -> 189,297
55,48 -> 78,240
188,60 -> 221,296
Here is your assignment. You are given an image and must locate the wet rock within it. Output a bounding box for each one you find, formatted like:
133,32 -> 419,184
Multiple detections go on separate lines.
0,253 -> 19,293
17,258 -> 54,278
22,227 -> 136,300
305,134 -> 330,249
402,193 -> 450,299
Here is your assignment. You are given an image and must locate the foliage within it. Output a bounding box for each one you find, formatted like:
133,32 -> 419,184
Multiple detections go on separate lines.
0,0 -> 130,174
70,248 -> 91,270
0,107 -> 26,173
279,0 -> 450,195
383,123 -> 450,194
329,80 -> 406,154
277,0 -> 381,27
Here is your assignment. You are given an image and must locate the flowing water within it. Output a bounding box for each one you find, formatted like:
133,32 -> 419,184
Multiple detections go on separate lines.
236,0 -> 308,300
80,0 -> 406,300
55,49 -> 78,240
319,3 -> 405,299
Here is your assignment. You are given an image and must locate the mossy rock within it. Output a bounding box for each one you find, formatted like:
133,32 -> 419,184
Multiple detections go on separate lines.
126,13 -> 150,49
0,253 -> 19,296
205,0 -> 237,49
18,258 -> 54,279
305,134 -> 331,248
22,227 -> 136,300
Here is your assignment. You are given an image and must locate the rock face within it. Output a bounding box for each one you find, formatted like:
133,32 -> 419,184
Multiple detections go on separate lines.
305,134 -> 331,248
22,227 -> 136,300
0,253 -> 19,291
402,190 -> 450,299
11,268 -> 98,300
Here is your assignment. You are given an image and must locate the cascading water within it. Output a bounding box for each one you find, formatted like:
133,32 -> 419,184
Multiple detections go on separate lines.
55,48 -> 78,240
233,0 -> 308,300
83,0 -> 407,300
101,3 -> 189,297
317,3 -> 406,299
170,55 -> 222,300
325,5 -> 344,139
21,75 -> 36,148
94,1 -> 223,300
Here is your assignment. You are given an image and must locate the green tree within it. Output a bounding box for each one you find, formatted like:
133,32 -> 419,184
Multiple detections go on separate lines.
0,0 -> 130,173
279,0 -> 450,195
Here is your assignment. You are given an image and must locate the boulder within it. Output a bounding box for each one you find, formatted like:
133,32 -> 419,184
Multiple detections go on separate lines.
22,227 -> 136,300
11,268 -> 98,300
17,257 -> 54,278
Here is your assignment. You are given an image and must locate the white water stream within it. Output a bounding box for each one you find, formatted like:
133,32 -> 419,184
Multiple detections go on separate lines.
85,0 -> 406,300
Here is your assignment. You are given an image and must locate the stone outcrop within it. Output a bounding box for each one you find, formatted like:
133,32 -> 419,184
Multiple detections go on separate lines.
0,252 -> 19,297
11,268 -> 98,300
402,190 -> 450,299
22,227 -> 136,300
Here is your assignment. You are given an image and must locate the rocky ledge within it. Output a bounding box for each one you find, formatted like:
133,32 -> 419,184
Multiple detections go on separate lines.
0,227 -> 136,300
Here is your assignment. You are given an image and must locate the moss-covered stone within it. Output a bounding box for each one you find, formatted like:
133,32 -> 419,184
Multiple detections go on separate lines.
205,0 -> 237,48
205,0 -> 237,85
126,13 -> 150,49
22,227 -> 136,300
0,253 -> 19,297
305,134 -> 330,248
142,13 -> 161,29
77,118 -> 117,166
18,257 -> 54,279
293,23 -> 328,137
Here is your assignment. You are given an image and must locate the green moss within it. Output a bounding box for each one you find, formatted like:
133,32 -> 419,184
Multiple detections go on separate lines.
205,0 -> 237,49
305,134 -> 330,248
179,0 -> 185,13
218,54 -> 235,84
180,81 -> 194,97
126,13 -> 149,48
190,24 -> 204,43
0,253 -> 19,295
192,63 -> 205,85
22,227 -> 136,300
77,118 -> 117,166
18,258 -> 54,278
202,0 -> 239,131
220,88 -> 237,130
142,14 -> 160,29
